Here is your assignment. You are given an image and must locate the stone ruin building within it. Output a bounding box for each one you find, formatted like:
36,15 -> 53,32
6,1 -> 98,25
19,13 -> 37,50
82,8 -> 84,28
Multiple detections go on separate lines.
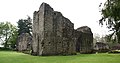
32,3 -> 76,55
75,26 -> 93,53
16,2 -> 94,55
16,33 -> 32,52
94,42 -> 109,52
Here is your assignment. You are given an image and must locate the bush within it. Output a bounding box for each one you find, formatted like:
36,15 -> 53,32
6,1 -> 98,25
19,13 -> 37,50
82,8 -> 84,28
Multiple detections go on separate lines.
0,47 -> 12,51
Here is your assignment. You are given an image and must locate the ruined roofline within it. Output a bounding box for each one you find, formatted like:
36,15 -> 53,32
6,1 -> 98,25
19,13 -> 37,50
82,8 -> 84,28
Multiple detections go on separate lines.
33,2 -> 54,15
76,26 -> 93,34
54,11 -> 74,25
76,30 -> 93,34
33,11 -> 38,15
77,26 -> 90,29
64,16 -> 74,25
39,2 -> 54,11
54,11 -> 62,16
39,2 -> 74,25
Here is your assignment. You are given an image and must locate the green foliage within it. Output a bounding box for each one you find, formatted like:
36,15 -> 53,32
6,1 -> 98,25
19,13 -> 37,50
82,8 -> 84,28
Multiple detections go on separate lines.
99,0 -> 120,43
17,16 -> 32,36
104,34 -> 115,43
0,51 -> 120,63
0,22 -> 5,37
0,47 -> 12,51
0,22 -> 18,48
8,27 -> 18,48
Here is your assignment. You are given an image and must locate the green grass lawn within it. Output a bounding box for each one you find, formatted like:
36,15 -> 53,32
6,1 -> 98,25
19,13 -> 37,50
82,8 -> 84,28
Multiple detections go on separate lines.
0,51 -> 120,63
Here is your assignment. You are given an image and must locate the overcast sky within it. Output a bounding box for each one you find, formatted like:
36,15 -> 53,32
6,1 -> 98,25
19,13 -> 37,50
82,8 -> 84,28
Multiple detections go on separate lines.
0,0 -> 109,37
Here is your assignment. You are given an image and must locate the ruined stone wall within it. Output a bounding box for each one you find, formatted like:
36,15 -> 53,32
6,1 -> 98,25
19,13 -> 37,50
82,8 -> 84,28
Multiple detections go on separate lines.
75,26 -> 93,53
52,12 -> 76,55
17,33 -> 32,52
94,42 -> 109,52
32,3 -> 76,55
32,3 -> 45,55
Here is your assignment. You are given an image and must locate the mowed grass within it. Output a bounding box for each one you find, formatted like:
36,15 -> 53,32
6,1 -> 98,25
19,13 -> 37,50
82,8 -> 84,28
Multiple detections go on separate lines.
0,51 -> 120,63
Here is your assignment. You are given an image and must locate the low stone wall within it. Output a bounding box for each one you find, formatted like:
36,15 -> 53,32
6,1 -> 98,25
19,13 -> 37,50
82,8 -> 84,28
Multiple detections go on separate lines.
16,33 -> 32,53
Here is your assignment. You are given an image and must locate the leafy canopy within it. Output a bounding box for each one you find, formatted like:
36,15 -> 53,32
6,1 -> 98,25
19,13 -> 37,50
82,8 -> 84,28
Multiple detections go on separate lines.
0,22 -> 18,48
99,0 -> 120,43
17,16 -> 32,36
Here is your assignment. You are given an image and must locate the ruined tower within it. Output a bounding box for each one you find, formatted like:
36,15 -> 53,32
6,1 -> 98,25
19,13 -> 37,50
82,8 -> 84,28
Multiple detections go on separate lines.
75,26 -> 93,53
32,3 -> 76,55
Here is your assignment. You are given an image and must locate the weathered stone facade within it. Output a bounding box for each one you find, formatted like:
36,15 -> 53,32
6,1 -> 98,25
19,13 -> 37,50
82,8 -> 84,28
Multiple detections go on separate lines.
32,3 -> 76,55
16,33 -> 32,52
16,2 -> 94,55
75,26 -> 93,53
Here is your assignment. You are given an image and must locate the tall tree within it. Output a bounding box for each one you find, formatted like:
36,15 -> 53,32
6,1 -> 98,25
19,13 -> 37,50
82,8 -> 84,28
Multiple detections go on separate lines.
17,16 -> 32,36
8,26 -> 18,49
0,22 -> 18,48
99,0 -> 120,43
